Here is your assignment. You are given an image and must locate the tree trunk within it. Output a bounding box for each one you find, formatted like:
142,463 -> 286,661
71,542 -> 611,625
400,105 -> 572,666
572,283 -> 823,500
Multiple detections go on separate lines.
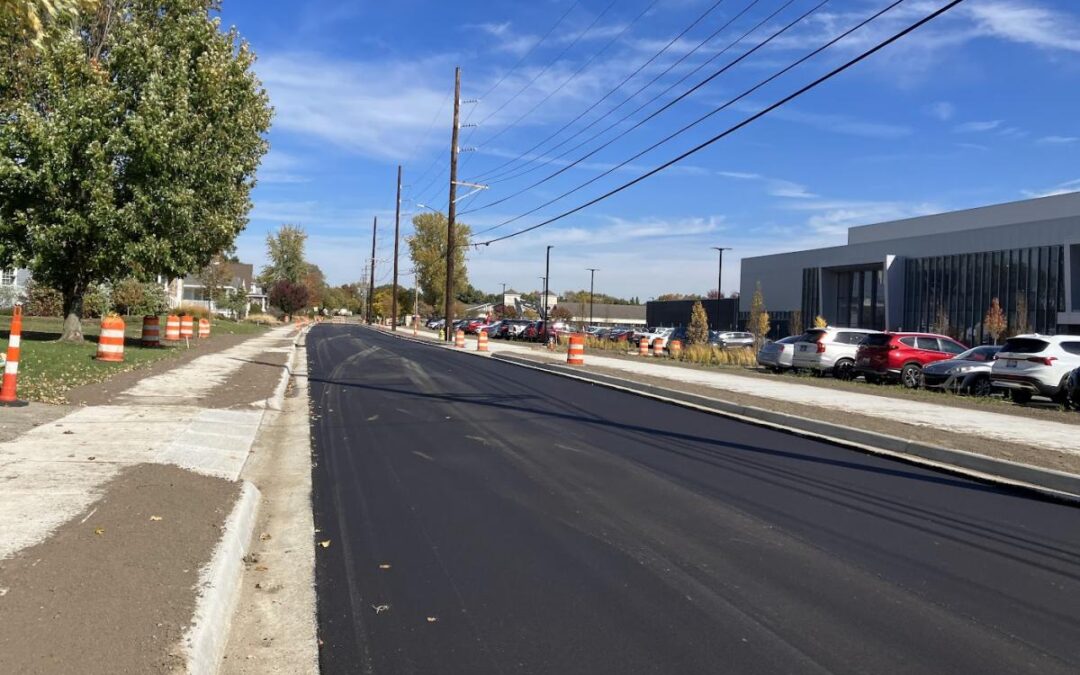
60,289 -> 85,343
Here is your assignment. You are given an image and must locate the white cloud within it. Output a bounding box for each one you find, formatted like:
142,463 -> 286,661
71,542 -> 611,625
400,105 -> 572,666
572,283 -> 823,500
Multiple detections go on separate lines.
1021,178 -> 1080,198
1038,135 -> 1079,144
966,1 -> 1080,53
716,170 -> 816,199
783,199 -> 942,237
953,120 -> 1003,133
257,150 -> 311,184
924,101 -> 956,121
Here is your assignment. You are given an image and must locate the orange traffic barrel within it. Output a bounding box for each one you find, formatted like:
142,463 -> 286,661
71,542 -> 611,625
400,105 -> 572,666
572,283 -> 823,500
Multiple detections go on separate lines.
477,330 -> 489,352
141,315 -> 160,347
652,338 -> 665,357
567,335 -> 585,365
638,337 -> 650,356
455,329 -> 466,348
97,315 -> 125,362
668,339 -> 682,359
198,318 -> 210,338
180,315 -> 194,339
165,315 -> 181,341
0,304 -> 28,406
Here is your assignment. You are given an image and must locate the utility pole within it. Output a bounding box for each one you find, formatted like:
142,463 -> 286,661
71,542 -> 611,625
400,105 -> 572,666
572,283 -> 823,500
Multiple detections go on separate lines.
444,67 -> 462,342
368,216 -> 377,324
586,268 -> 599,328
391,165 -> 402,331
543,245 -> 553,340
712,246 -> 731,330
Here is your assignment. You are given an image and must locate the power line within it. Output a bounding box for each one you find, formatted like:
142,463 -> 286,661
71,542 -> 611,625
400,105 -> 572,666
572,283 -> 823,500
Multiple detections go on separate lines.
476,0 -> 964,246
479,0 -> 775,188
467,0 -> 817,222
471,0 -> 734,183
465,0 -> 662,168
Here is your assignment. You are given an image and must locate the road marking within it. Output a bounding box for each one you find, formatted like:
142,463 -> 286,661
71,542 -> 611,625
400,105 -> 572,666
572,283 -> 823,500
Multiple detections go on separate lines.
412,451 -> 434,462
465,435 -> 490,446
555,443 -> 587,455
366,415 -> 379,422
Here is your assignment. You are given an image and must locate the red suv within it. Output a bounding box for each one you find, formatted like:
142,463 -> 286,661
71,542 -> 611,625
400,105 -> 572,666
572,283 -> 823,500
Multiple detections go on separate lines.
855,332 -> 968,388
462,318 -> 486,334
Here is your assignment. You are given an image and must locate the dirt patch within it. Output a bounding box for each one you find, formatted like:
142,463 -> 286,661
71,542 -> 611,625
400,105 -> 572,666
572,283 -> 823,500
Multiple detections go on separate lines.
202,349 -> 291,409
66,333 -> 257,407
0,402 -> 72,443
0,463 -> 240,675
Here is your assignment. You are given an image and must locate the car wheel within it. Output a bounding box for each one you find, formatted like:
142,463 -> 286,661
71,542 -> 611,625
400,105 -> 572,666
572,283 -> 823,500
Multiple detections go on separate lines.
1052,375 -> 1072,406
1010,390 -> 1033,405
901,363 -> 922,389
833,359 -> 855,380
968,375 -> 993,397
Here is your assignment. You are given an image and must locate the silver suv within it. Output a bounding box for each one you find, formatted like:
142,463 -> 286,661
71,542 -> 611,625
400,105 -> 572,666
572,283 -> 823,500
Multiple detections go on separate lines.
990,334 -> 1080,404
792,327 -> 878,379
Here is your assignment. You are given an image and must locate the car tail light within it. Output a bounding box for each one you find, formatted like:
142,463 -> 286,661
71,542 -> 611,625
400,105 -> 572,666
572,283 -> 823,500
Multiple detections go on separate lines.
816,342 -> 826,353
1027,356 -> 1057,366
777,345 -> 785,352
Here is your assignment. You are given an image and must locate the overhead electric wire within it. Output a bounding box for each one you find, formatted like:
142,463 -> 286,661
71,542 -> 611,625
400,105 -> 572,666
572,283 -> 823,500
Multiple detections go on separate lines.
464,0 -> 814,219
465,0 -> 661,162
476,0 -> 775,190
475,0 -> 964,246
471,0 -> 737,184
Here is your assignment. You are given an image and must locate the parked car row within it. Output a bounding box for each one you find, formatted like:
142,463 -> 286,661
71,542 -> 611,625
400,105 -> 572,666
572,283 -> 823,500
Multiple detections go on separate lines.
756,326 -> 1080,408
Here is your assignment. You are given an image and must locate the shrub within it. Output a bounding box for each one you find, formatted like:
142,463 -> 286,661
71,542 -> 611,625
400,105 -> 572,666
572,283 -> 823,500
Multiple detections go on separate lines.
269,280 -> 309,318
83,285 -> 111,318
110,278 -> 146,316
25,281 -> 64,316
248,302 -> 264,316
139,282 -> 169,316
177,303 -> 212,320
245,313 -> 280,326
688,301 -> 709,345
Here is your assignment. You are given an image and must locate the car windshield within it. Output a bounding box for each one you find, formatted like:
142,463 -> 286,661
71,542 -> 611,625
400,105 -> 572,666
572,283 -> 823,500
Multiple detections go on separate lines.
799,330 -> 825,343
954,346 -> 1000,362
1000,337 -> 1050,354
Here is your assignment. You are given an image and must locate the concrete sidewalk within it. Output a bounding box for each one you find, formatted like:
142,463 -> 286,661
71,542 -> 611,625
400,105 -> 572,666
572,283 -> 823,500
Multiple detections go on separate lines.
408,327 -> 1080,461
0,323 -> 300,674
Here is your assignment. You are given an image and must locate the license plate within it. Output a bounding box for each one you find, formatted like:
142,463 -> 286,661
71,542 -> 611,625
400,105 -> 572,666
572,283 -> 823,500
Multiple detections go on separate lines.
799,345 -> 809,352
1006,359 -> 1017,368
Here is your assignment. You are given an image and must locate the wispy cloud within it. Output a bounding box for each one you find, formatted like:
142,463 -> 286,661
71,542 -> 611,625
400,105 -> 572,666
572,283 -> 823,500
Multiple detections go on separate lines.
1021,178 -> 1080,198
782,199 -> 942,237
1038,135 -> 1079,144
953,120 -> 1002,133
966,1 -> 1080,53
924,101 -> 956,121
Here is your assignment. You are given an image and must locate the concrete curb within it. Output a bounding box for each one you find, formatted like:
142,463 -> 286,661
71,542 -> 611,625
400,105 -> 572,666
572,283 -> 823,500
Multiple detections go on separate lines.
260,325 -> 312,412
488,353 -> 1080,505
183,480 -> 262,675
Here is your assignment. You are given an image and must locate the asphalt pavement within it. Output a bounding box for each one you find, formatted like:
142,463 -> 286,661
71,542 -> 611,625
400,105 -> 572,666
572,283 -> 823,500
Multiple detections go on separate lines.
308,324 -> 1080,675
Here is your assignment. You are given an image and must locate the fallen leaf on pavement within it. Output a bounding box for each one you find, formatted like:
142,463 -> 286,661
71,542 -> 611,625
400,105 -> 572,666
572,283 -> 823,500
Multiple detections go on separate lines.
371,604 -> 390,614
426,616 -> 438,623
259,532 -> 272,541
94,528 -> 105,535
255,565 -> 268,572
378,563 -> 391,570
319,540 -> 331,548
149,516 -> 163,521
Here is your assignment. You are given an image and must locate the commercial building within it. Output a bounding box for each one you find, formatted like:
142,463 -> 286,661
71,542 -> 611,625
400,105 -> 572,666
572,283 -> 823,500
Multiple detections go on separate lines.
553,301 -> 646,327
645,298 -> 738,330
739,192 -> 1080,344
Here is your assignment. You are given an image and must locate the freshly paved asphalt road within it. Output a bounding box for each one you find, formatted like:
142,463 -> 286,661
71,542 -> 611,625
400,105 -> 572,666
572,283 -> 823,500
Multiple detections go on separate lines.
308,325 -> 1080,674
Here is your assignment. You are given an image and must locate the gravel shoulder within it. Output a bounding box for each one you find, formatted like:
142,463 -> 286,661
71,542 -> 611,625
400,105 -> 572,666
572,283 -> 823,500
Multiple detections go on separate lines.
0,463 -> 240,675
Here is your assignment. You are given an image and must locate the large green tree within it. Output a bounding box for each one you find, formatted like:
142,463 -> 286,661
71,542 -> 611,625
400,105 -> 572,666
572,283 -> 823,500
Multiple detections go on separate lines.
259,224 -> 307,286
407,212 -> 471,312
0,0 -> 272,340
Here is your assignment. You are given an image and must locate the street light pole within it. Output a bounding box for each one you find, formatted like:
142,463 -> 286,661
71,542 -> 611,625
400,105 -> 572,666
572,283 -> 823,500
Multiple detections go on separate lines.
586,268 -> 599,328
712,247 -> 731,331
543,246 -> 553,340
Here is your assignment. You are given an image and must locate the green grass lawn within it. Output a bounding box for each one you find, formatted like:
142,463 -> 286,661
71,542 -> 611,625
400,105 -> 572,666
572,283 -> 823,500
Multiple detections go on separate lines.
0,315 -> 268,404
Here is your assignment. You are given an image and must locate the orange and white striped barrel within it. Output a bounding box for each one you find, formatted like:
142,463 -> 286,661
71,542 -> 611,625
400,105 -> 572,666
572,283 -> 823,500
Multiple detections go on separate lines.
165,315 -> 181,341
567,334 -> 585,365
180,315 -> 194,339
638,337 -> 650,356
652,338 -> 665,357
141,315 -> 160,347
0,305 -> 26,406
477,330 -> 489,352
198,318 -> 210,338
668,339 -> 682,359
97,315 -> 125,362
454,329 -> 466,348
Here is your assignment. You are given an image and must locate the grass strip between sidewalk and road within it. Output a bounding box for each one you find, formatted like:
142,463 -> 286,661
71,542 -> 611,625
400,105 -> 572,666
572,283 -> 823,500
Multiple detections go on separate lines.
0,315 -> 268,404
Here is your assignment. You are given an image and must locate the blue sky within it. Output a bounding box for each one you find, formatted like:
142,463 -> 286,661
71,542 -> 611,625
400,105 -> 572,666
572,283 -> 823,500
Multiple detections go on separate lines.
219,0 -> 1080,300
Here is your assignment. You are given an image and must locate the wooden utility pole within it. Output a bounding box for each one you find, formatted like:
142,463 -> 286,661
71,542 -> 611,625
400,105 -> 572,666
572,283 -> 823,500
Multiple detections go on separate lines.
391,165 -> 402,331
444,67 -> 461,342
368,216 -> 377,324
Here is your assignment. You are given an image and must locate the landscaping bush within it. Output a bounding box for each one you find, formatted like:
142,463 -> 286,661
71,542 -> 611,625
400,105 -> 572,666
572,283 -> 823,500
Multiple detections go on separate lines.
82,285 -> 111,318
245,313 -> 280,326
177,303 -> 211,320
25,281 -> 63,316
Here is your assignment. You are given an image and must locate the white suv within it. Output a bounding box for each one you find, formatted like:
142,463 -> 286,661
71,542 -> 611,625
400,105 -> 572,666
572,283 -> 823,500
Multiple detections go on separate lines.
990,334 -> 1080,404
792,327 -> 879,379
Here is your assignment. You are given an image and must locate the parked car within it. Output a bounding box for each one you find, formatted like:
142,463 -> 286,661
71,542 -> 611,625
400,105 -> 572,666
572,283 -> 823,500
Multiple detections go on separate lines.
990,335 -> 1080,404
476,320 -> 503,336
634,327 -> 675,349
1066,366 -> 1080,411
710,331 -> 755,349
920,345 -> 1002,396
608,327 -> 635,342
793,327 -> 880,379
855,332 -> 968,388
503,320 -> 532,339
757,336 -> 800,372
426,318 -> 445,329
462,318 -> 487,334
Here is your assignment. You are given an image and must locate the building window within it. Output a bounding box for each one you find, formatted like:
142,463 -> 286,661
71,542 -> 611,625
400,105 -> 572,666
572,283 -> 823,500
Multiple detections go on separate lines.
1,270 -> 14,286
833,266 -> 885,330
